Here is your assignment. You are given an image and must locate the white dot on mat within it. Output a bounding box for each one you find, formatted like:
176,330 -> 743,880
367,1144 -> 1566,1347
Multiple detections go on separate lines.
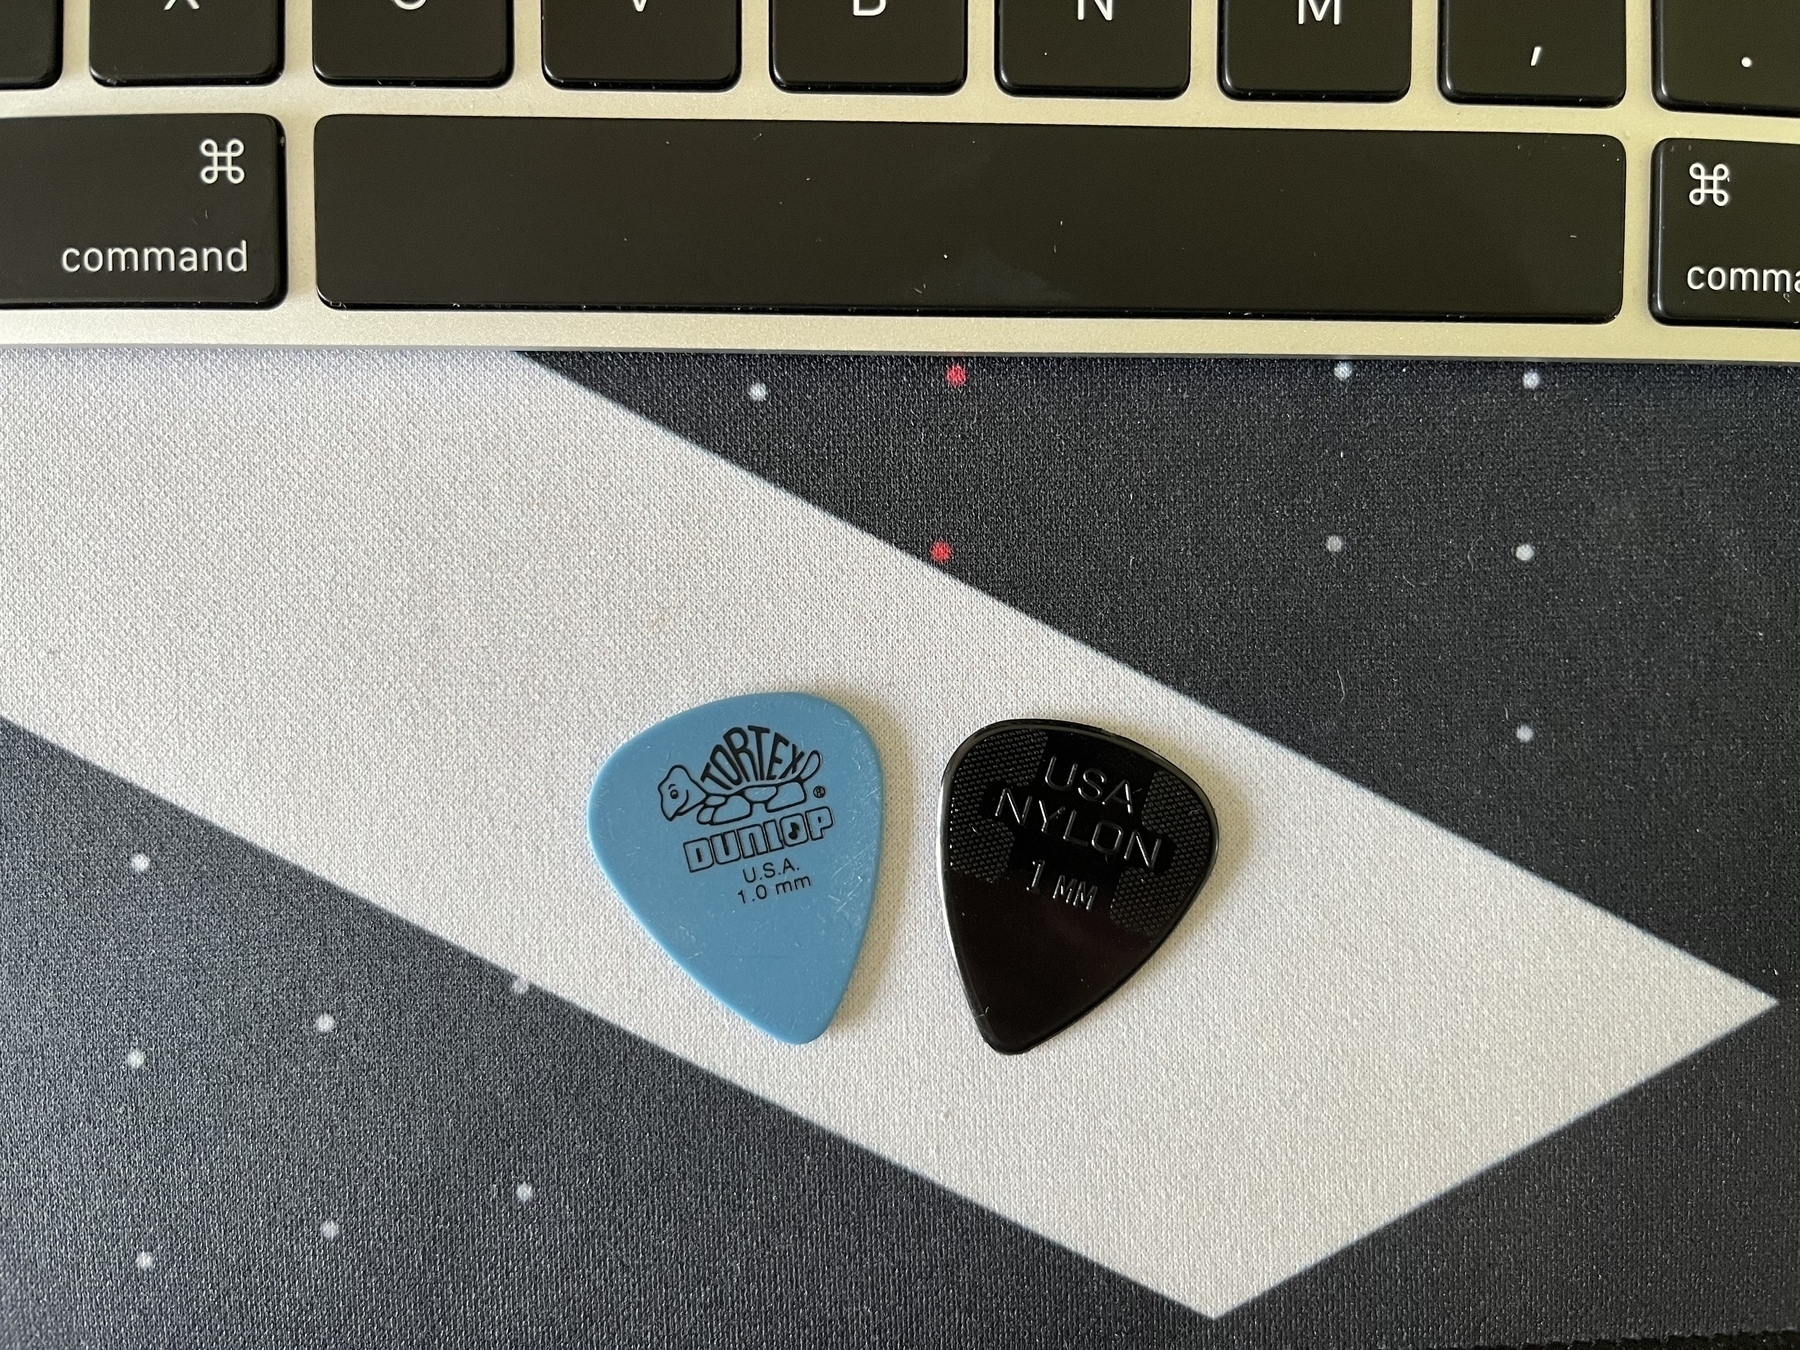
747,381 -> 768,403
129,853 -> 151,874
134,1251 -> 154,1272
1515,542 -> 1537,562
1333,361 -> 1354,381
1325,534 -> 1345,554
313,1013 -> 336,1035
1516,724 -> 1536,743
125,1048 -> 146,1070
515,1182 -> 535,1204
319,1220 -> 340,1241
1522,369 -> 1541,390
1743,56 -> 1754,68
509,976 -> 530,997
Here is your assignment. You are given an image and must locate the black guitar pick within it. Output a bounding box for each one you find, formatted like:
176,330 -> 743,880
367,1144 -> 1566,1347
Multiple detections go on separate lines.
938,720 -> 1218,1054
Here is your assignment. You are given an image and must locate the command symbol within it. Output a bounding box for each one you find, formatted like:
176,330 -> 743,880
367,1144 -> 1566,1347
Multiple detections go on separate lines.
1689,162 -> 1731,207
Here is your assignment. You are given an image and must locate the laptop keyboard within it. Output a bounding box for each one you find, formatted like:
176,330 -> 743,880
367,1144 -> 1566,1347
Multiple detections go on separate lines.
1,0 -> 1798,359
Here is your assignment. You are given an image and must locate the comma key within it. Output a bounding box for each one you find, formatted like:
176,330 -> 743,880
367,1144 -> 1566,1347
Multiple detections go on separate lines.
1441,0 -> 1625,107
0,116 -> 285,308
1654,139 -> 1800,326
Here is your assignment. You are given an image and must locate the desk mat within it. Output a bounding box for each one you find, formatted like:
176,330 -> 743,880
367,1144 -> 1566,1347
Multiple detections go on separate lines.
0,350 -> 1792,1348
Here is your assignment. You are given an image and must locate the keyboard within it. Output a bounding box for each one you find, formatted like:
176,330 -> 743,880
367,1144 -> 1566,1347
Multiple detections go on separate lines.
1,0 -> 1798,360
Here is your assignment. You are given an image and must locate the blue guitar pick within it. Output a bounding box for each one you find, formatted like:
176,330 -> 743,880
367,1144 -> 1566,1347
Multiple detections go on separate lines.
587,693 -> 885,1044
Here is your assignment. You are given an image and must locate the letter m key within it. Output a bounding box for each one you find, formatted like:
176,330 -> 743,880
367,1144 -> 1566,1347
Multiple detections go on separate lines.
1299,0 -> 1341,23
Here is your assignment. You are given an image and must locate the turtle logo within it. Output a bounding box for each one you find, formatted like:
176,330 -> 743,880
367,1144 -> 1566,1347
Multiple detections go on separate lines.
658,725 -> 823,827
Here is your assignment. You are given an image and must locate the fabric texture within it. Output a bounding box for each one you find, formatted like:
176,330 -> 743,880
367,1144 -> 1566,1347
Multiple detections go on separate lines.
0,349 -> 1791,1349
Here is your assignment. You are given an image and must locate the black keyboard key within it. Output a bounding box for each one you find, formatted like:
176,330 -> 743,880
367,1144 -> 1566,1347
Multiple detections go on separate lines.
1220,0 -> 1410,101
314,118 -> 1623,320
1657,0 -> 1800,116
772,0 -> 962,92
0,115 -> 284,307
996,0 -> 1187,97
1653,139 -> 1800,325
0,0 -> 59,88
1441,0 -> 1624,107
90,0 -> 280,84
314,0 -> 509,85
543,0 -> 737,88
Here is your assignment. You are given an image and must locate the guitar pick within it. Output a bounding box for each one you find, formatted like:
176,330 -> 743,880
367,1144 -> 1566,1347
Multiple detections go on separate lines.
939,720 -> 1218,1054
588,693 -> 884,1044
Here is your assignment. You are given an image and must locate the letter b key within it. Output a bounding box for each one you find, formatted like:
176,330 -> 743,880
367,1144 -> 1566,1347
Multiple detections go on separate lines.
771,0 -> 964,90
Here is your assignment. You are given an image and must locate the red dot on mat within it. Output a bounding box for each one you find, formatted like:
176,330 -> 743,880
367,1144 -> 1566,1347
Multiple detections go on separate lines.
929,540 -> 953,565
945,363 -> 968,388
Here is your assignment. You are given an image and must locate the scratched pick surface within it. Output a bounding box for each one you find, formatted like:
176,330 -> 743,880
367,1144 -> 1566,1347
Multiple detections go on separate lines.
940,720 -> 1218,1054
588,693 -> 884,1044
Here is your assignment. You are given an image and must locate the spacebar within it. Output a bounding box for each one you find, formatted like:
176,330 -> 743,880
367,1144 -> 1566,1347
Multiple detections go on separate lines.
313,117 -> 1626,321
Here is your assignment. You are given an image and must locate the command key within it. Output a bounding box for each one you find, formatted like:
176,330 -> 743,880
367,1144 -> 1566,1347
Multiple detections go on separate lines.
1654,138 -> 1800,326
0,115 -> 284,308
